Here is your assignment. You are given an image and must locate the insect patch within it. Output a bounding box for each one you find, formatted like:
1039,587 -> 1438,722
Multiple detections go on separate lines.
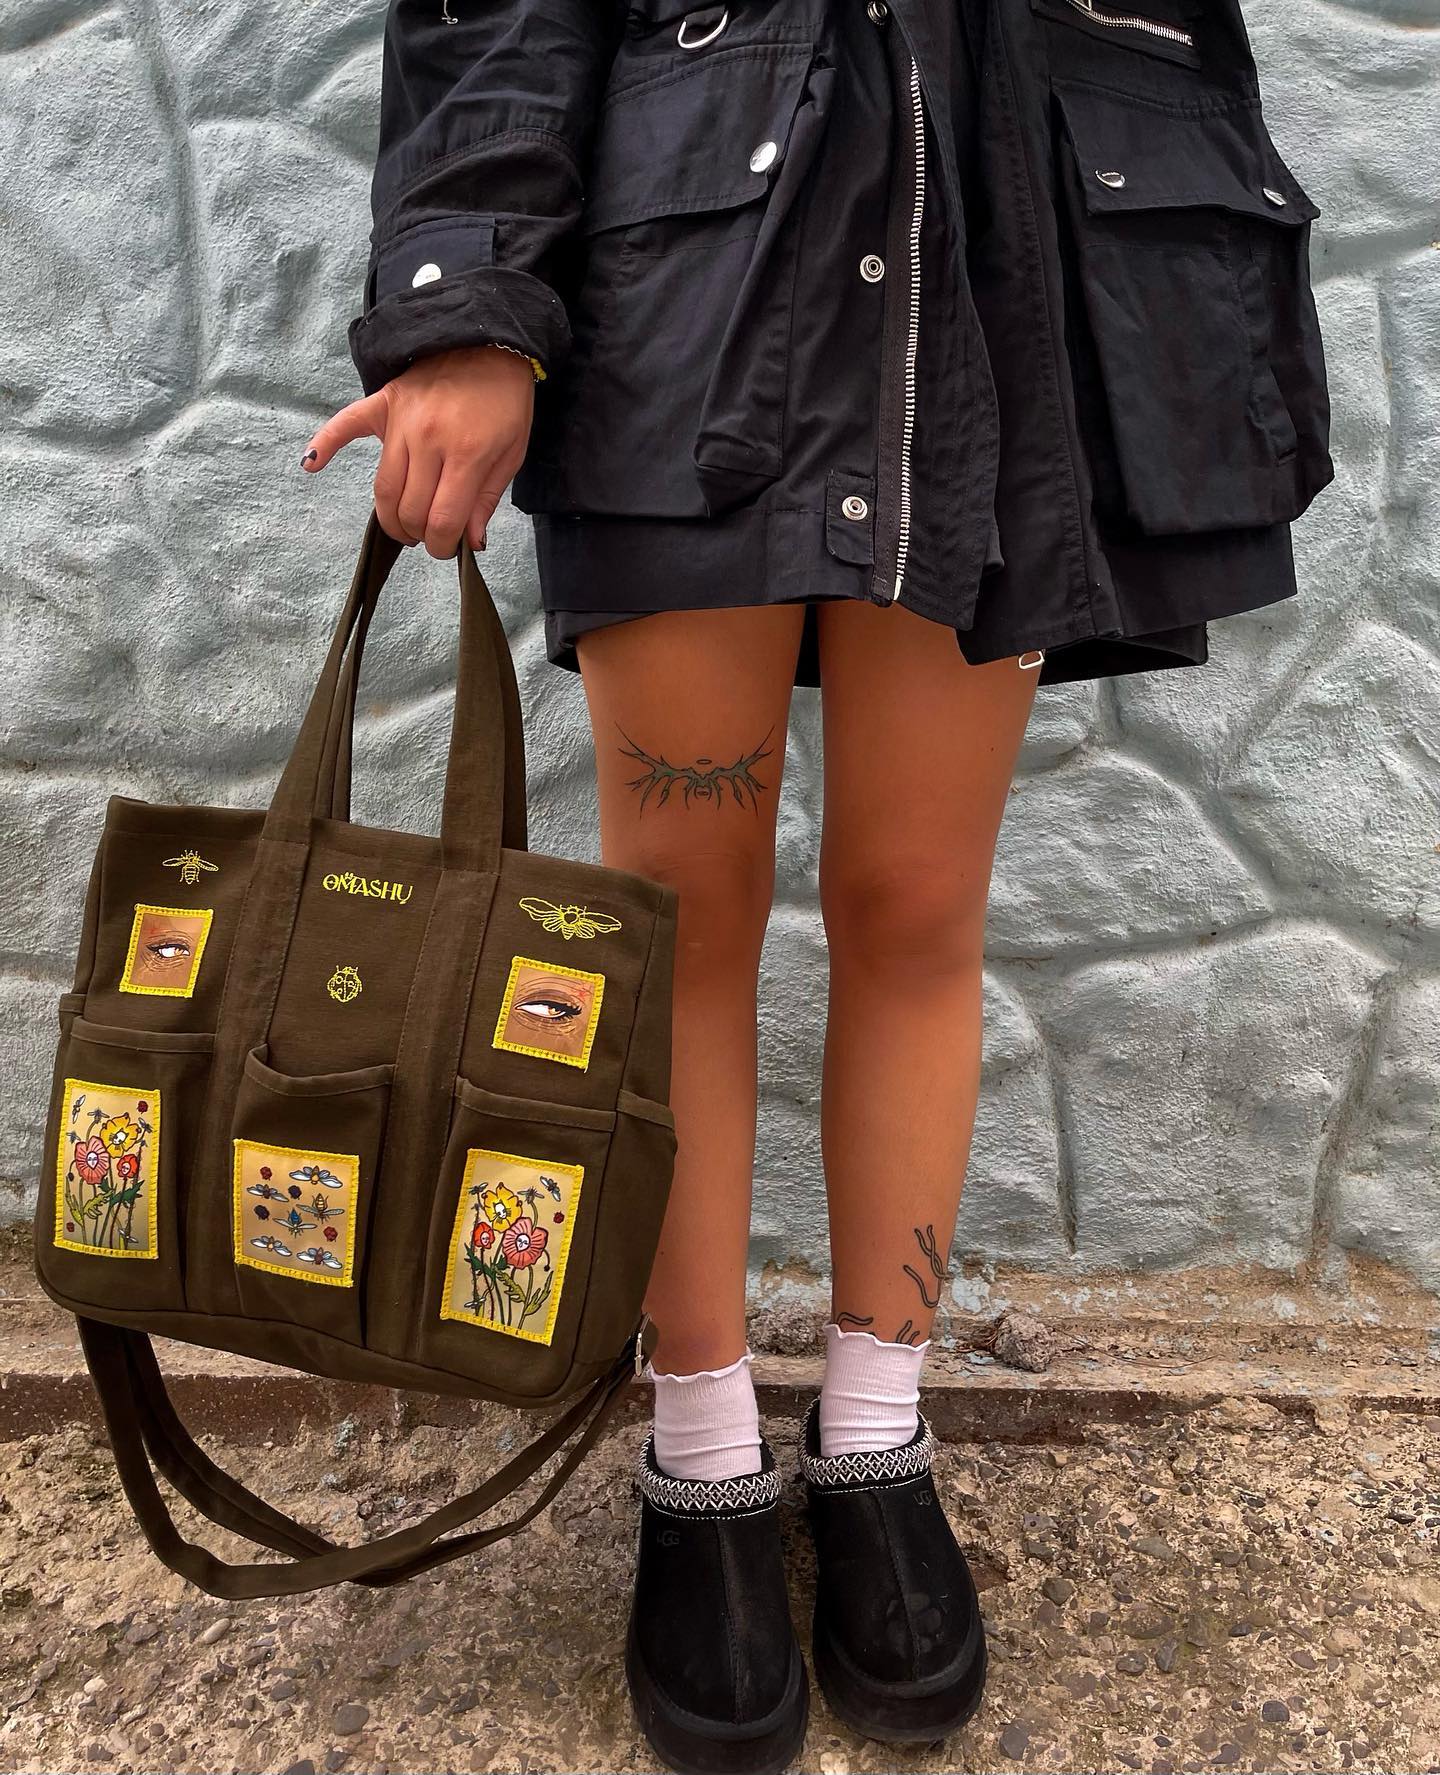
120,904 -> 213,998
326,964 -> 363,1004
163,849 -> 219,887
492,957 -> 605,1070
439,1147 -> 583,1346
56,1078 -> 160,1259
518,897 -> 622,942
232,1141 -> 359,1286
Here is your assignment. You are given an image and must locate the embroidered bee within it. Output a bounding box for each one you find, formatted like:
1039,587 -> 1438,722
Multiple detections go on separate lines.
163,850 -> 219,886
541,1175 -> 564,1203
250,1235 -> 293,1258
289,1164 -> 344,1190
518,898 -> 622,942
296,1246 -> 344,1271
246,1181 -> 287,1202
326,964 -> 363,1004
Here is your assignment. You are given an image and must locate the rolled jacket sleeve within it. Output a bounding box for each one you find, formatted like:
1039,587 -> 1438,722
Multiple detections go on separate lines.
348,0 -> 623,396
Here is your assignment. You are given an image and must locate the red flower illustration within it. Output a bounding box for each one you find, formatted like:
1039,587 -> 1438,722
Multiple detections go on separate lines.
323,1225 -> 338,1241
471,1221 -> 495,1251
137,1101 -> 149,1113
74,1136 -> 108,1187
116,1153 -> 139,1179
502,1217 -> 547,1269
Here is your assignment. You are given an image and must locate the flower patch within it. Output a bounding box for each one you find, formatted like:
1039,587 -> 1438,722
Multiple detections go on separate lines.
120,904 -> 214,998
491,956 -> 605,1070
440,1147 -> 583,1346
56,1078 -> 160,1259
232,1140 -> 359,1286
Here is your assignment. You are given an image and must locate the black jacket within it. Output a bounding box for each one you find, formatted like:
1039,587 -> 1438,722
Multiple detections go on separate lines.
349,0 -> 1333,684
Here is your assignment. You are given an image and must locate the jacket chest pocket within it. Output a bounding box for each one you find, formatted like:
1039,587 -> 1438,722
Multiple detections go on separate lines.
515,39 -> 834,521
1053,81 -> 1333,537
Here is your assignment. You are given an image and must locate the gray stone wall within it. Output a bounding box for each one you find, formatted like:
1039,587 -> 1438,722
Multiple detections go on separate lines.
3,2 -> 1438,1299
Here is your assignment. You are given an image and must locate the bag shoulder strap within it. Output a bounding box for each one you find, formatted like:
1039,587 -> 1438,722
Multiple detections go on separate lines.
78,1319 -> 636,1598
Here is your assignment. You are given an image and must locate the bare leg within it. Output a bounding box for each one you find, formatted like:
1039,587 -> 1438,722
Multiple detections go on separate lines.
575,605 -> 806,1374
814,601 -> 1037,1343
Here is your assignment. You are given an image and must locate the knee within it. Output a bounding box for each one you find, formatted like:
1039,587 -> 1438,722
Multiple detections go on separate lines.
638,845 -> 777,971
819,855 -> 988,973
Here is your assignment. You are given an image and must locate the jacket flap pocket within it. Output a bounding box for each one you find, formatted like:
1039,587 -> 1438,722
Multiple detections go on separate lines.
582,43 -> 816,235
1055,82 -> 1320,225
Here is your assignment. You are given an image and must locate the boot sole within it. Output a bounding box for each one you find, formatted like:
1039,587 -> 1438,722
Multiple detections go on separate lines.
625,1617 -> 809,1775
813,1610 -> 987,1745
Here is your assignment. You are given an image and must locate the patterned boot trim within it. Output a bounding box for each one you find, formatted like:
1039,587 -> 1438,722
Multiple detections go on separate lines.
636,1432 -> 783,1515
798,1398 -> 937,1489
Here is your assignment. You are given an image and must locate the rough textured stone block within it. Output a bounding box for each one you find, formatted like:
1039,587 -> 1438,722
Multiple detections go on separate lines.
3,2 -> 1437,1302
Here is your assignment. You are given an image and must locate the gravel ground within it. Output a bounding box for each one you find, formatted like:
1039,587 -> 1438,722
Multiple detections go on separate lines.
1,1396 -> 1438,1775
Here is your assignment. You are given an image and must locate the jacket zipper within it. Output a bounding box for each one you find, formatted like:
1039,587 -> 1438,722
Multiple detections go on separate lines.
892,54 -> 925,603
1058,0 -> 1194,48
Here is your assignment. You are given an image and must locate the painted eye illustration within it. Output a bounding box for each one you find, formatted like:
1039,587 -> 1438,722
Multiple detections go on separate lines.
514,992 -> 584,1025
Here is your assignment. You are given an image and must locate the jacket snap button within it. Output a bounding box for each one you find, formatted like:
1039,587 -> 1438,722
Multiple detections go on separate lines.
860,254 -> 885,283
1095,170 -> 1126,189
841,495 -> 869,521
867,0 -> 889,21
749,140 -> 778,174
411,262 -> 442,287
1262,186 -> 1287,206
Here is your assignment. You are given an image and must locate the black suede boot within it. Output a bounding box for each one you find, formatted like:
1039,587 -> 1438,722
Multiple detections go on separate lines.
802,1401 -> 986,1742
627,1435 -> 809,1775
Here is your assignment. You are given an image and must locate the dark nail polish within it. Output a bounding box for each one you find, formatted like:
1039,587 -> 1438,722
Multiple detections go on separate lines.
300,449 -> 318,467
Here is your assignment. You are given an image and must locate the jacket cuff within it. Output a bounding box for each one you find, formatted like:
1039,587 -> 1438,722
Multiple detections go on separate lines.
347,262 -> 571,397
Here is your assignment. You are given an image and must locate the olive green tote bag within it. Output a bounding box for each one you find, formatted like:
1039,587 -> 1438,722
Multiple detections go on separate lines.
34,514 -> 677,1598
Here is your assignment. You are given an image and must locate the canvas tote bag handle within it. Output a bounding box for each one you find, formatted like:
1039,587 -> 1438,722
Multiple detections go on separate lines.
78,1318 -> 642,1599
270,510 -> 521,873
316,533 -> 527,852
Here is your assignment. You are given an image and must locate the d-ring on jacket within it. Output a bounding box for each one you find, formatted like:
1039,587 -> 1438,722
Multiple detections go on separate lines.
349,0 -> 1334,687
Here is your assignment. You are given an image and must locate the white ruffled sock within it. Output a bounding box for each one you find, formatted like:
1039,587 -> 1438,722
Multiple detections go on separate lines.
647,1350 -> 763,1481
819,1323 -> 930,1457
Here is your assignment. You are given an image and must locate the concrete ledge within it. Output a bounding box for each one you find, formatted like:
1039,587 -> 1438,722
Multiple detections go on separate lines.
6,1261 -> 1437,1446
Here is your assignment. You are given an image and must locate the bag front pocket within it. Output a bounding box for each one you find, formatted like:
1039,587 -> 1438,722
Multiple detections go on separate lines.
38,1013 -> 214,1316
1053,80 -> 1332,535
402,1079 -> 649,1402
216,1046 -> 393,1345
514,41 -> 834,520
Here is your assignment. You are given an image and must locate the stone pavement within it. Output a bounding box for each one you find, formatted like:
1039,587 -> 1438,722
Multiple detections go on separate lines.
2,1268 -> 1438,1775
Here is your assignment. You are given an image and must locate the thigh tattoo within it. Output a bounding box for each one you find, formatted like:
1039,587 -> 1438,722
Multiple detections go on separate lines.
617,726 -> 776,813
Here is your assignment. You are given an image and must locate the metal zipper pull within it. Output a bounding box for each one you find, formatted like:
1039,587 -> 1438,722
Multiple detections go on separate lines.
634,1311 -> 651,1376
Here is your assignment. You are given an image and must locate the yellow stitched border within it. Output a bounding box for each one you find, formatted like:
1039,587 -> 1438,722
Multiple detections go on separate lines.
232,1138 -> 360,1288
54,1076 -> 161,1260
491,954 -> 605,1072
439,1146 -> 584,1346
120,903 -> 214,998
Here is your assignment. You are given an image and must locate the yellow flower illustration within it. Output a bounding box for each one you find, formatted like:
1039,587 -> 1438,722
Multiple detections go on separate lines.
99,1113 -> 140,1157
480,1183 -> 521,1231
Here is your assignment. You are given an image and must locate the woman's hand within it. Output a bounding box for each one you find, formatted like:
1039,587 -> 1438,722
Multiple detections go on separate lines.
302,344 -> 537,558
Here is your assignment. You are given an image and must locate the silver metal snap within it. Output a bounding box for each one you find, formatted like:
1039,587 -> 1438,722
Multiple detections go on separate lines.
1262,186 -> 1287,206
749,140 -> 777,174
867,0 -> 889,21
677,7 -> 728,49
841,495 -> 869,521
860,254 -> 885,283
411,262 -> 442,288
1095,170 -> 1126,189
